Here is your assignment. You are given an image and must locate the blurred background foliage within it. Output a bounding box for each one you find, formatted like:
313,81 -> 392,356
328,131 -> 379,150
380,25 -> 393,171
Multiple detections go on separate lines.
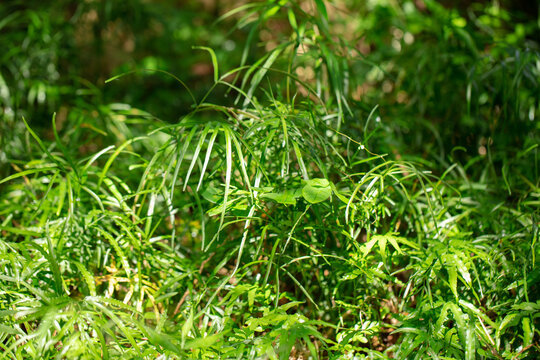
1,0 -> 538,173
0,0 -> 242,169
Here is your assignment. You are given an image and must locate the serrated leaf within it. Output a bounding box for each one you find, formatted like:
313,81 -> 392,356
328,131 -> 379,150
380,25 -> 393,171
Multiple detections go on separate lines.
74,261 -> 96,296
448,267 -> 458,298
454,254 -> 471,285
465,317 -> 476,360
279,301 -> 304,312
362,238 -> 378,257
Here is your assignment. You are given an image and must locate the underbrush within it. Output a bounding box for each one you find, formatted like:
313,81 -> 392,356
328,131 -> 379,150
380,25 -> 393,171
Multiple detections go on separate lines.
0,0 -> 539,359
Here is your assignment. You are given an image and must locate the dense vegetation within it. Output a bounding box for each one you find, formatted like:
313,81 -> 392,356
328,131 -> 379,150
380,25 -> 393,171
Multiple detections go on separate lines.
0,0 -> 539,358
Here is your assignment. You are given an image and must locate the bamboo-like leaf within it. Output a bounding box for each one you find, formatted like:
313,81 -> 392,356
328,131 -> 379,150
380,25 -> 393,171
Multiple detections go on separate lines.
0,167 -> 57,185
184,125 -> 210,191
193,46 -> 219,83
219,128 -> 233,232
197,129 -> 219,191
98,137 -> 145,187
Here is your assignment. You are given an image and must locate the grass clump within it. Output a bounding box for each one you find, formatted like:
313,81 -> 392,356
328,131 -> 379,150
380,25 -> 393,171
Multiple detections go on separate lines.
0,0 -> 539,359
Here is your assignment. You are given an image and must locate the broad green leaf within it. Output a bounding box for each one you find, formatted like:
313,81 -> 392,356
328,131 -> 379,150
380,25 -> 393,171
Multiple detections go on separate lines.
146,327 -> 183,355
522,317 -> 532,346
185,333 -> 222,349
261,188 -> 302,205
362,238 -> 378,257
302,178 -> 331,204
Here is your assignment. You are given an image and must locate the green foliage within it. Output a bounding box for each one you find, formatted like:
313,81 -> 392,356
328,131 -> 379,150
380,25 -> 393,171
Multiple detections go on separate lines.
0,0 -> 539,359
